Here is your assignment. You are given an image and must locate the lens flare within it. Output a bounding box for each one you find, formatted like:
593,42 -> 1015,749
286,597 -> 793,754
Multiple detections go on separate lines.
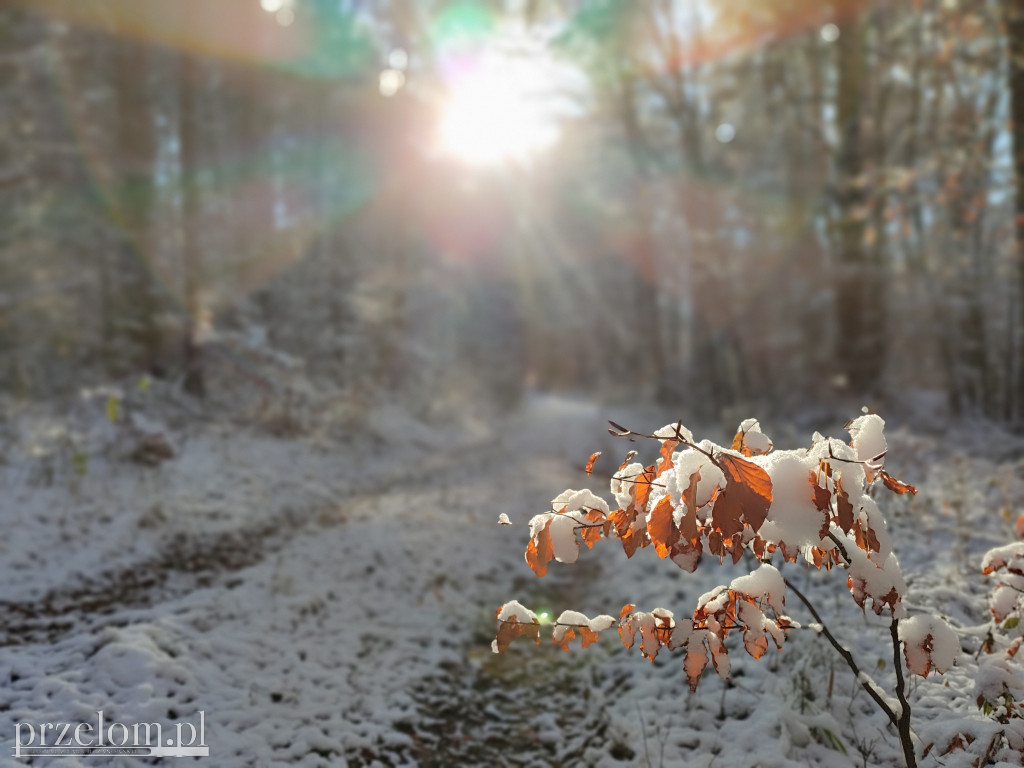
436,48 -> 566,166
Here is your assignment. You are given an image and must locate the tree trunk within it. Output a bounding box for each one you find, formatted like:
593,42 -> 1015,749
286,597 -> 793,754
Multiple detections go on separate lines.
834,10 -> 885,396
1004,0 -> 1024,425
113,36 -> 161,376
179,50 -> 205,398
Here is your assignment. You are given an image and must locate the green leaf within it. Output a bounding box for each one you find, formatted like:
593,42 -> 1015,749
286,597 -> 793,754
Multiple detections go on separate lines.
1004,617 -> 1020,629
876,658 -> 886,670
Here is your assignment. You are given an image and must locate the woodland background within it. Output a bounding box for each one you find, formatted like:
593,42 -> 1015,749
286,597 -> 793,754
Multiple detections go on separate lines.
3,0 -> 1024,428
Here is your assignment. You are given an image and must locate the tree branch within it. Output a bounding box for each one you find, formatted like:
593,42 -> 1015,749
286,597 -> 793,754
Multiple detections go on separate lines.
890,618 -> 918,768
783,577 -> 899,729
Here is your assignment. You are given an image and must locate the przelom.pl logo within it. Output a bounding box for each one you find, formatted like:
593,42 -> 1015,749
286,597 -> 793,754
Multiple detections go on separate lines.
12,710 -> 208,758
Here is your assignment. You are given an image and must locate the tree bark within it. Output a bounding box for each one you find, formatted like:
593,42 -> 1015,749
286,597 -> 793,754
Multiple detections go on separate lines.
179,50 -> 205,398
834,10 -> 886,396
1004,0 -> 1024,425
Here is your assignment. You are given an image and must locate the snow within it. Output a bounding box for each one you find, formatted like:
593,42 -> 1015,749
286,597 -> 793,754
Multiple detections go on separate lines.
667,448 -> 722,510
737,418 -> 773,454
755,451 -> 829,549
610,461 -> 644,509
847,413 -> 887,463
982,542 -> 1024,574
550,488 -> 610,514
497,600 -> 539,624
2,390 -> 1023,766
898,615 -> 960,675
654,421 -> 694,445
548,513 -> 581,563
730,563 -> 786,614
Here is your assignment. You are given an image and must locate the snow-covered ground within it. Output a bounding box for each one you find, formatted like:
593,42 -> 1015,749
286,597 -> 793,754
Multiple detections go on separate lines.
1,388 -> 1023,766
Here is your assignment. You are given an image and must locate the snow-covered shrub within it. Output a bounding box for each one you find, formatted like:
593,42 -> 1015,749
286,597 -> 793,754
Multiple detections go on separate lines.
494,415 -> 956,768
970,542 -> 1024,754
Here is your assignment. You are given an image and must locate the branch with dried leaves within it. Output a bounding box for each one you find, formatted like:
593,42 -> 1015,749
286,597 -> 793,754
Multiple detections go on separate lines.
494,414 -> 962,768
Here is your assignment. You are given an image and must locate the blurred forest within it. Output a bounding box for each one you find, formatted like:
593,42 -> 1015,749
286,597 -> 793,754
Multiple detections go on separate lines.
3,0 -> 1024,427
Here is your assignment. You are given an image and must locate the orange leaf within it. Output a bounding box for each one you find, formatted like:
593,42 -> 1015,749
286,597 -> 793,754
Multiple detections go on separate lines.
494,615 -> 540,654
809,470 -> 832,514
879,469 -> 917,496
580,508 -> 605,549
620,603 -> 636,620
684,640 -> 709,692
609,504 -> 649,557
854,519 -> 881,554
553,627 -> 576,651
634,465 -> 656,511
680,469 -> 701,545
656,439 -> 679,478
707,529 -> 726,560
648,495 -> 678,559
579,627 -> 600,649
835,477 -> 855,533
620,523 -> 648,558
617,450 -> 638,472
713,453 -> 773,534
744,631 -> 770,660
668,538 -> 702,572
525,519 -> 554,577
728,533 -> 745,564
584,451 -> 601,476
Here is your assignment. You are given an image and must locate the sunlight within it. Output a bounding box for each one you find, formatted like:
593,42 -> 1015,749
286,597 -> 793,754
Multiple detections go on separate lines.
436,47 -> 565,166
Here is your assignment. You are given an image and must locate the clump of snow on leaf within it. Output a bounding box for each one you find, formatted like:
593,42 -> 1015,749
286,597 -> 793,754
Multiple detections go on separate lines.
754,451 -> 827,550
730,563 -> 786,614
735,418 -> 773,455
847,413 -> 887,473
550,488 -> 609,515
653,422 -> 694,444
610,461 -> 644,510
497,600 -> 537,623
898,615 -> 959,676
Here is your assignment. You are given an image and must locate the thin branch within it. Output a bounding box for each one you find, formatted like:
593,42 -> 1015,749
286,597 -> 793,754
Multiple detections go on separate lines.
890,618 -> 918,768
826,531 -> 852,565
783,577 -> 899,729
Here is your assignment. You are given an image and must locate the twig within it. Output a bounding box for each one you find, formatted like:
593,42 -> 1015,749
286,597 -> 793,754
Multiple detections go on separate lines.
890,618 -> 918,768
783,577 -> 900,729
827,531 -> 852,565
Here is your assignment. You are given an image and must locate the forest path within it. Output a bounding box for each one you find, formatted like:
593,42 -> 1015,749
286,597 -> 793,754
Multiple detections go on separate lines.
1,393 -> 663,766
5,397 -> 1010,766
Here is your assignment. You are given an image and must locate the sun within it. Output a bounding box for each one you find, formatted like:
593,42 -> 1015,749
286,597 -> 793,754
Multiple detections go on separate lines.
436,46 -> 567,166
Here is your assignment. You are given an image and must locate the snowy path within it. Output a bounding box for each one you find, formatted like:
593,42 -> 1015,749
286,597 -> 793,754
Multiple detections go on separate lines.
0,395 -> 643,766
1,395 -> 1023,766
